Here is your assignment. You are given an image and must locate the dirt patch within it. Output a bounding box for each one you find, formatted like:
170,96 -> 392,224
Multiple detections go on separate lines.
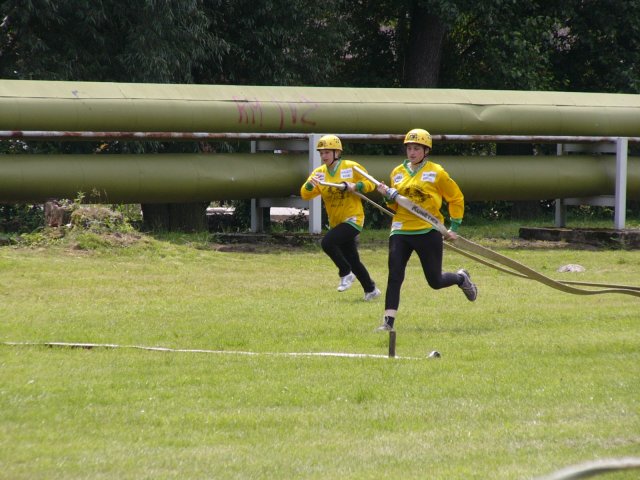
454,236 -> 603,251
519,227 -> 640,249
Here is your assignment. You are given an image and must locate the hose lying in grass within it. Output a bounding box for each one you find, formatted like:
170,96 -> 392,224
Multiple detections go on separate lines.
532,457 -> 640,480
323,176 -> 640,298
2,341 -> 421,360
447,235 -> 640,297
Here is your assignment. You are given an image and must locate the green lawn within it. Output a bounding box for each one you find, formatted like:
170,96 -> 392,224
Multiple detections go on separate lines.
1,228 -> 639,479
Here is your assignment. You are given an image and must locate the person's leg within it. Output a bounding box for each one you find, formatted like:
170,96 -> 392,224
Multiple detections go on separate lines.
379,235 -> 413,329
339,226 -> 376,293
412,231 -> 460,289
385,235 -> 414,309
411,231 -> 477,300
320,224 -> 353,277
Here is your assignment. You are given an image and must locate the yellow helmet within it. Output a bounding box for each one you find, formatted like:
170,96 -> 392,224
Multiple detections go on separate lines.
404,128 -> 432,149
316,134 -> 342,151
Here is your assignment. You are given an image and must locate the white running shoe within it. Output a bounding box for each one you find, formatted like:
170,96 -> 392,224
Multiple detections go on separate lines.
337,272 -> 356,292
363,287 -> 381,301
457,268 -> 478,301
376,315 -> 395,332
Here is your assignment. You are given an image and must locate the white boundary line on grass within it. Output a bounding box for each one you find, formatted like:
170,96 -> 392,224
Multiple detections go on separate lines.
2,341 -> 424,360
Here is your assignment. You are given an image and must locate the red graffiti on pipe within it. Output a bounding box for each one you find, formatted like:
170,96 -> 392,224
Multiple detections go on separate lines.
295,96 -> 319,129
234,96 -> 319,129
234,97 -> 264,126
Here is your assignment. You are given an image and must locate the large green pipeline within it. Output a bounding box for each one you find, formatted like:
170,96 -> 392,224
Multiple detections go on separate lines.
1,80 -> 640,135
0,154 -> 637,203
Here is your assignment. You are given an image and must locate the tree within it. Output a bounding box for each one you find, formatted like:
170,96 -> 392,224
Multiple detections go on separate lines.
335,0 -> 640,94
402,3 -> 447,87
551,0 -> 640,93
1,0 -> 354,231
0,0 -> 222,82
1,0 -> 222,231
2,0 -> 638,230
332,0 -> 459,88
196,0 -> 348,86
330,1 -> 403,87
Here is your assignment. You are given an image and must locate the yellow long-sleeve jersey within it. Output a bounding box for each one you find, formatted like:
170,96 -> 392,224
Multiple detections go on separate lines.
386,159 -> 464,235
300,159 -> 375,230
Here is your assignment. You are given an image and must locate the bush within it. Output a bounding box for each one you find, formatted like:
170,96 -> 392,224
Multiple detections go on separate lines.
70,205 -> 128,232
0,204 -> 44,233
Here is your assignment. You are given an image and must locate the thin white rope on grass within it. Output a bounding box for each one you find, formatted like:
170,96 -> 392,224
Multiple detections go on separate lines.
2,341 -> 423,360
533,457 -> 640,480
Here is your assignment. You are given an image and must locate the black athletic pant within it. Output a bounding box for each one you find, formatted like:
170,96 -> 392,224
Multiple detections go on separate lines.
321,223 -> 376,292
385,230 -> 461,310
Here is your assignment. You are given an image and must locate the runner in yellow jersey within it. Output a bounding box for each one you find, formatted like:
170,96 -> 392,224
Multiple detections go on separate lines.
300,134 -> 381,301
375,128 -> 477,331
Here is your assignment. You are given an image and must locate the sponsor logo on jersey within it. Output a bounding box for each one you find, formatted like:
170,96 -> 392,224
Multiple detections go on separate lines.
422,171 -> 437,183
393,173 -> 404,185
341,168 -> 353,180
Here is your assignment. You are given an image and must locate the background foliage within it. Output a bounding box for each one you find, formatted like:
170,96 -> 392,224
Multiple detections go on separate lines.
1,0 -> 639,231
3,1 -> 637,94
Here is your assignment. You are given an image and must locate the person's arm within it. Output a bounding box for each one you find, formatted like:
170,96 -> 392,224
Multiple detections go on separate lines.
439,170 -> 464,232
352,163 -> 375,194
300,173 -> 321,200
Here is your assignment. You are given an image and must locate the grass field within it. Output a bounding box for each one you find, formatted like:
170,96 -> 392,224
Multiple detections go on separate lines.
1,225 -> 639,479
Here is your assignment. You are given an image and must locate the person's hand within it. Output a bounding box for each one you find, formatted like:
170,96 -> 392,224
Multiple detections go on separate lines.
344,182 -> 355,192
310,176 -> 321,187
444,229 -> 458,241
377,182 -> 398,200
